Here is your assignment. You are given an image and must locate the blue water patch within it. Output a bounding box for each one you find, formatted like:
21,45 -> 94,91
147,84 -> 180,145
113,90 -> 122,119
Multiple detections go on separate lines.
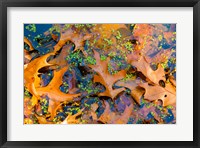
163,109 -> 174,123
24,24 -> 53,49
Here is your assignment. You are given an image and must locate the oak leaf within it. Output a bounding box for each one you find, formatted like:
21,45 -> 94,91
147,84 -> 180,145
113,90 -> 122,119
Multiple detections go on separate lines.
139,82 -> 176,106
24,37 -> 34,51
35,114 -> 53,124
98,101 -> 133,124
53,26 -> 92,52
49,44 -> 71,69
61,108 -> 84,124
89,50 -> 126,99
36,66 -> 80,102
116,79 -> 145,105
47,100 -> 63,120
24,52 -> 55,97
130,56 -> 166,85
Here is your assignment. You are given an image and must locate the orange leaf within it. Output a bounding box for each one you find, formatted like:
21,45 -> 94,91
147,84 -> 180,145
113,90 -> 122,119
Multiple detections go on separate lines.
24,52 -> 55,97
36,66 -> 80,102
48,100 -> 63,120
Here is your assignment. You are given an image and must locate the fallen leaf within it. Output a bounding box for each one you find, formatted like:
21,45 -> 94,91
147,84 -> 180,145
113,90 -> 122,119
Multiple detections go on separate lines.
61,108 -> 84,124
130,56 -> 166,85
139,82 -> 176,106
24,52 -> 55,97
24,37 -> 34,51
116,79 -> 145,104
36,66 -> 80,102
54,26 -> 92,52
89,50 -> 126,99
49,44 -> 71,69
98,101 -> 133,124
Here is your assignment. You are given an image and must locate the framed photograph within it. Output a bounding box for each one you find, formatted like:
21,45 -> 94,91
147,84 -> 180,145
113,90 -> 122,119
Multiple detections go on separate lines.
0,0 -> 199,147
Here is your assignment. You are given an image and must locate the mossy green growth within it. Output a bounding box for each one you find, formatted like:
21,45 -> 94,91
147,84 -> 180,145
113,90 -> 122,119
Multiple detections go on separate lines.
166,105 -> 174,109
78,81 -> 97,95
108,63 -> 118,75
124,41 -> 133,51
100,55 -> 107,61
161,60 -> 169,69
116,31 -> 122,40
123,73 -> 136,81
66,107 -> 81,114
63,24 -> 70,30
25,24 -> 36,32
103,38 -> 113,46
40,98 -> 48,114
158,35 -> 163,41
170,57 -> 176,64
86,24 -> 96,28
150,111 -> 155,116
108,52 -> 116,57
74,24 -> 85,28
85,56 -> 96,65
66,51 -> 83,64
49,25 -> 60,34
24,88 -> 32,98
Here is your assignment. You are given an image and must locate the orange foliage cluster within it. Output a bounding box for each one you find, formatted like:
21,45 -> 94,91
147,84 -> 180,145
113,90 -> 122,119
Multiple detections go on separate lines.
24,24 -> 176,124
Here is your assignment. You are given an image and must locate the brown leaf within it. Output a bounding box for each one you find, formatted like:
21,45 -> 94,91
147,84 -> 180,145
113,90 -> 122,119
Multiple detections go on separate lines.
145,48 -> 173,64
113,103 -> 133,124
131,56 -> 166,85
139,82 -> 176,106
24,49 -> 32,63
49,44 -> 71,69
89,50 -> 126,99
98,101 -> 133,124
24,37 -> 34,51
54,26 -> 92,52
98,101 -> 116,123
116,79 -> 145,104
61,109 -> 84,124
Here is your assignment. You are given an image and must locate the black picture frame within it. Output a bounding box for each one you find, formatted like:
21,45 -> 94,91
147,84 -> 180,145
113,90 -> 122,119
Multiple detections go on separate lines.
0,0 -> 199,148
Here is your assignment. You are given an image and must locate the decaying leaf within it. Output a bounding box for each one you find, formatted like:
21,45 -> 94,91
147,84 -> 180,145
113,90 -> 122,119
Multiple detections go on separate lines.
89,50 -> 126,99
61,108 -> 84,124
24,24 -> 176,124
98,101 -> 133,124
53,26 -> 92,52
130,56 -> 166,85
139,82 -> 176,106
35,114 -> 53,124
24,37 -> 34,51
116,79 -> 145,104
49,44 -> 71,69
